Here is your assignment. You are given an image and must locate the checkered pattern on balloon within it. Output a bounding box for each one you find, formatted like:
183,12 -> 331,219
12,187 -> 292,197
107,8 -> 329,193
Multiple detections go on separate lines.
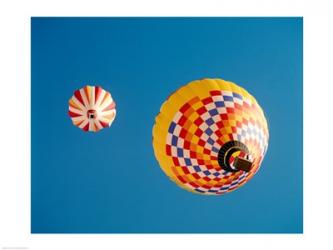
153,79 -> 269,195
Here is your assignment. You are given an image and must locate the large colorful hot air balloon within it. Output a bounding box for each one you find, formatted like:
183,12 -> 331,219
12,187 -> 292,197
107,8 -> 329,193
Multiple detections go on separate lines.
152,78 -> 269,195
68,85 -> 116,132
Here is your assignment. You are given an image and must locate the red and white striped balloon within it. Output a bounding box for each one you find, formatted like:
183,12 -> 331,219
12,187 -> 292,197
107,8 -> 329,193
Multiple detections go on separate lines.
68,85 -> 116,132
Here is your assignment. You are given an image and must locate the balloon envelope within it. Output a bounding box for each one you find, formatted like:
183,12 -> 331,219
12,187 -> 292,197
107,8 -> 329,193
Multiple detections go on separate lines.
68,85 -> 116,132
152,78 -> 269,195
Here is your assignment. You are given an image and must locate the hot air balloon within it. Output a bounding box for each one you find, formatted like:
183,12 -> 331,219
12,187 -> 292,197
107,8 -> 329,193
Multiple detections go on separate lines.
68,85 -> 116,132
152,78 -> 269,195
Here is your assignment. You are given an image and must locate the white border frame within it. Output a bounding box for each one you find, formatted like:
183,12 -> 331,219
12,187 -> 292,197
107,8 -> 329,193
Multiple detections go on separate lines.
1,0 -> 332,249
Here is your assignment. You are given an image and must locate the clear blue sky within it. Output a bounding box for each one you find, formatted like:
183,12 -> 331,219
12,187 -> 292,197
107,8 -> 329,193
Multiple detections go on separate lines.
31,17 -> 303,233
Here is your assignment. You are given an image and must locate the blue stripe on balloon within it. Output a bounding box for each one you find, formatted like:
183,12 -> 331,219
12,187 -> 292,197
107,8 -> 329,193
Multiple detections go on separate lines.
215,101 -> 225,107
224,96 -> 234,102
168,122 -> 177,134
171,136 -> 178,146
232,92 -> 243,100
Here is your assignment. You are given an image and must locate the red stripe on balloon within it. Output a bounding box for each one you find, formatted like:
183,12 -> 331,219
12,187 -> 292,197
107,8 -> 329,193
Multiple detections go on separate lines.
82,123 -> 89,131
95,86 -> 102,104
68,110 -> 82,118
99,120 -> 109,128
74,90 -> 84,106
210,90 -> 222,96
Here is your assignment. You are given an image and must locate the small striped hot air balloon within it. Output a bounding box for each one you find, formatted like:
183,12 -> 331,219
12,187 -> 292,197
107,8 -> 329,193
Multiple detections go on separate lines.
152,78 -> 269,195
68,85 -> 116,132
